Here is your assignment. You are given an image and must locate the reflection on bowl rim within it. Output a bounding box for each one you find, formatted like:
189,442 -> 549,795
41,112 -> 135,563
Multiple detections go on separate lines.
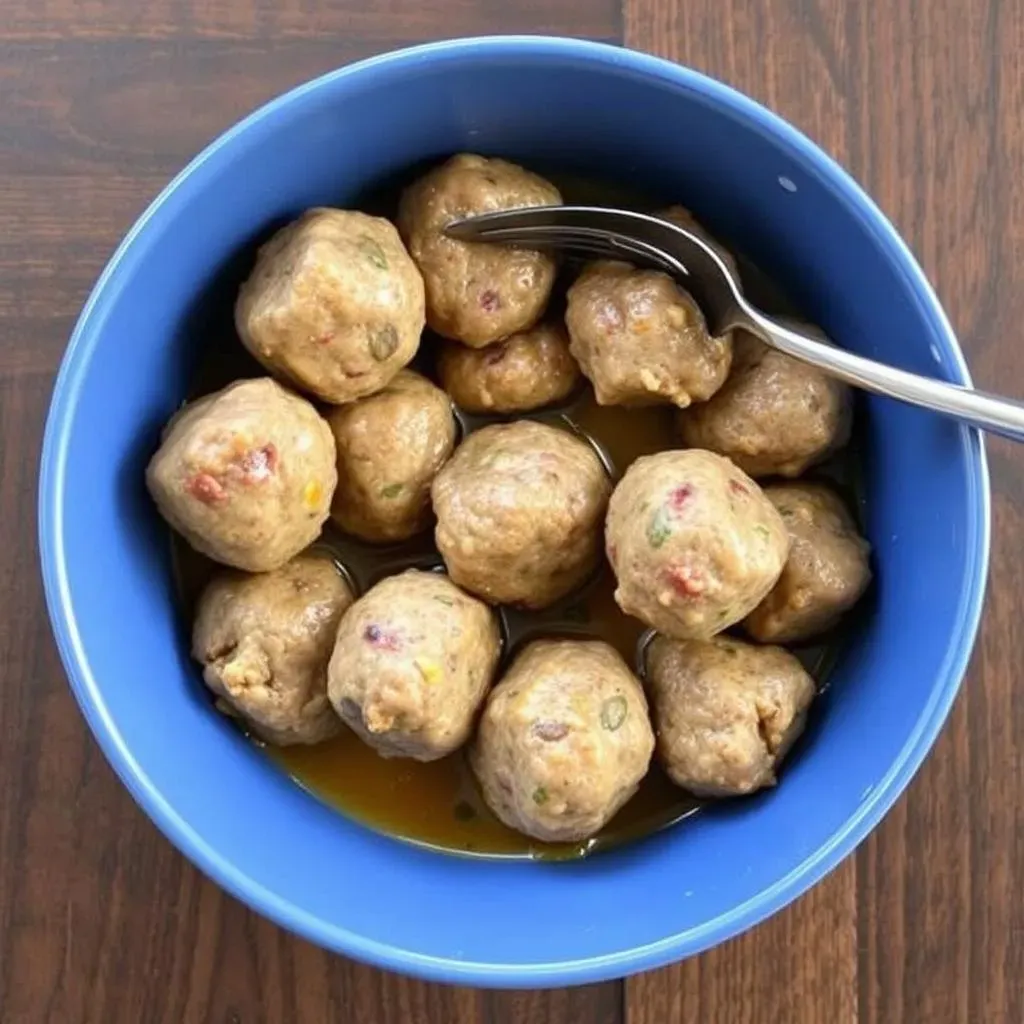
37,35 -> 990,985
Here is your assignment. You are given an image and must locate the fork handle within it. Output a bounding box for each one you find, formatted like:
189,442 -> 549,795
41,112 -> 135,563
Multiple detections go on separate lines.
744,306 -> 1024,442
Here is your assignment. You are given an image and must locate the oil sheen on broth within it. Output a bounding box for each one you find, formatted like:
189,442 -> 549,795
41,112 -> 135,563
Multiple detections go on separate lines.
170,170 -> 863,861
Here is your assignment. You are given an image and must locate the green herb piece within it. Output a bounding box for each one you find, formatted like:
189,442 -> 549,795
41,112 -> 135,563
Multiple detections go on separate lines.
532,786 -> 549,805
434,595 -> 455,607
647,507 -> 672,548
754,523 -> 771,540
600,695 -> 628,731
369,324 -> 399,361
358,236 -> 389,270
380,482 -> 404,499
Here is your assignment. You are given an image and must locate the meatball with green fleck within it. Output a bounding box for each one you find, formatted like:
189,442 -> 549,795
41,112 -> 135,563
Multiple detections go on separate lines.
235,208 -> 424,404
605,449 -> 788,639
744,482 -> 872,643
327,570 -> 501,761
146,378 -> 336,572
326,370 -> 457,543
470,639 -> 654,843
677,328 -> 852,478
432,421 -> 611,609
192,553 -> 354,746
647,635 -> 815,797
438,321 -> 580,413
397,154 -> 562,346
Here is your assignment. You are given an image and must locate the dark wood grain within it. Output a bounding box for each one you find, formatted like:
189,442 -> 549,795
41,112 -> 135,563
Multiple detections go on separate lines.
629,864 -> 858,1023
625,1 -> 1024,1022
2,0 -> 1022,1021
2,0 -> 619,42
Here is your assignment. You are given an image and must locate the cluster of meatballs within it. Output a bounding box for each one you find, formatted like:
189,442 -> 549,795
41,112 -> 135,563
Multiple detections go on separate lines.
146,153 -> 873,846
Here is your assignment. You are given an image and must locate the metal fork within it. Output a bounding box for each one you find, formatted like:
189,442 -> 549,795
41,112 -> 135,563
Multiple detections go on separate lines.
446,206 -> 1024,442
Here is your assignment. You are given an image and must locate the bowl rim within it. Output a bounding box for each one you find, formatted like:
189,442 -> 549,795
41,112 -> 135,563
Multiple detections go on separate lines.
37,34 -> 991,987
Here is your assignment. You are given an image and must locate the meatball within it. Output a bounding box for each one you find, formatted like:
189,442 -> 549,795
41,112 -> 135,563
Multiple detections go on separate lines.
438,322 -> 580,414
657,205 -> 740,277
397,154 -> 562,346
234,208 -> 424,404
327,570 -> 501,761
676,329 -> 852,478
744,482 -> 872,643
565,260 -> 732,408
470,639 -> 654,843
647,635 -> 815,796
325,370 -> 457,543
606,449 -> 788,639
432,421 -> 611,609
192,553 -> 354,745
146,378 -> 336,572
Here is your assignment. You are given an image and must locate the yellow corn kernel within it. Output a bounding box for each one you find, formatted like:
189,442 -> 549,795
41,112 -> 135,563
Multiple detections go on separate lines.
665,305 -> 688,328
230,432 -> 254,455
414,657 -> 443,685
302,479 -> 323,509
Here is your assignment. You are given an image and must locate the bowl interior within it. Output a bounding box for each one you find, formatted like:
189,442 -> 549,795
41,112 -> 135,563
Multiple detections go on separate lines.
41,39 -> 988,985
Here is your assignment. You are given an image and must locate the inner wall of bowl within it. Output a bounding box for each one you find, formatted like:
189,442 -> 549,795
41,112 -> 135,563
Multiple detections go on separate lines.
51,45 -> 982,975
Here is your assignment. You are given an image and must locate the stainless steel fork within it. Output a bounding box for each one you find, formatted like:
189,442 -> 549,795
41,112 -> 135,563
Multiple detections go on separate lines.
446,206 -> 1024,442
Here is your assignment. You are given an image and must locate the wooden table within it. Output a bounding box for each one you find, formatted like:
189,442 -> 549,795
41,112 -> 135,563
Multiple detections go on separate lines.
2,2 -> 1022,1021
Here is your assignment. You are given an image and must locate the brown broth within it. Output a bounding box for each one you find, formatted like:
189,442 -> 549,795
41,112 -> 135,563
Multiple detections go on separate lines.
169,169 -> 865,861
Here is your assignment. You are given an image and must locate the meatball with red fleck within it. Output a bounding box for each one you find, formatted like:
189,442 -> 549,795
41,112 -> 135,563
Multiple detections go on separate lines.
397,154 -> 562,346
605,449 -> 788,639
438,321 -> 580,414
327,570 -> 501,761
146,378 -> 336,572
235,208 -> 424,404
470,639 -> 654,842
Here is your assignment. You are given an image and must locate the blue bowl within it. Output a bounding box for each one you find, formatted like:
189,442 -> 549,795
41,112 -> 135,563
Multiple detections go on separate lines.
39,36 -> 990,986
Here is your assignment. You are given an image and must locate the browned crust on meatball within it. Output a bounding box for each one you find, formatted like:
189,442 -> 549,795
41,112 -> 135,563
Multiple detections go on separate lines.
192,553 -> 353,745
326,370 -> 457,543
431,421 -> 611,609
744,482 -> 872,642
566,260 -> 732,408
438,321 -> 580,413
677,329 -> 852,478
656,205 -> 740,277
647,635 -> 815,796
470,639 -> 654,842
397,154 -> 562,346
235,208 -> 424,404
